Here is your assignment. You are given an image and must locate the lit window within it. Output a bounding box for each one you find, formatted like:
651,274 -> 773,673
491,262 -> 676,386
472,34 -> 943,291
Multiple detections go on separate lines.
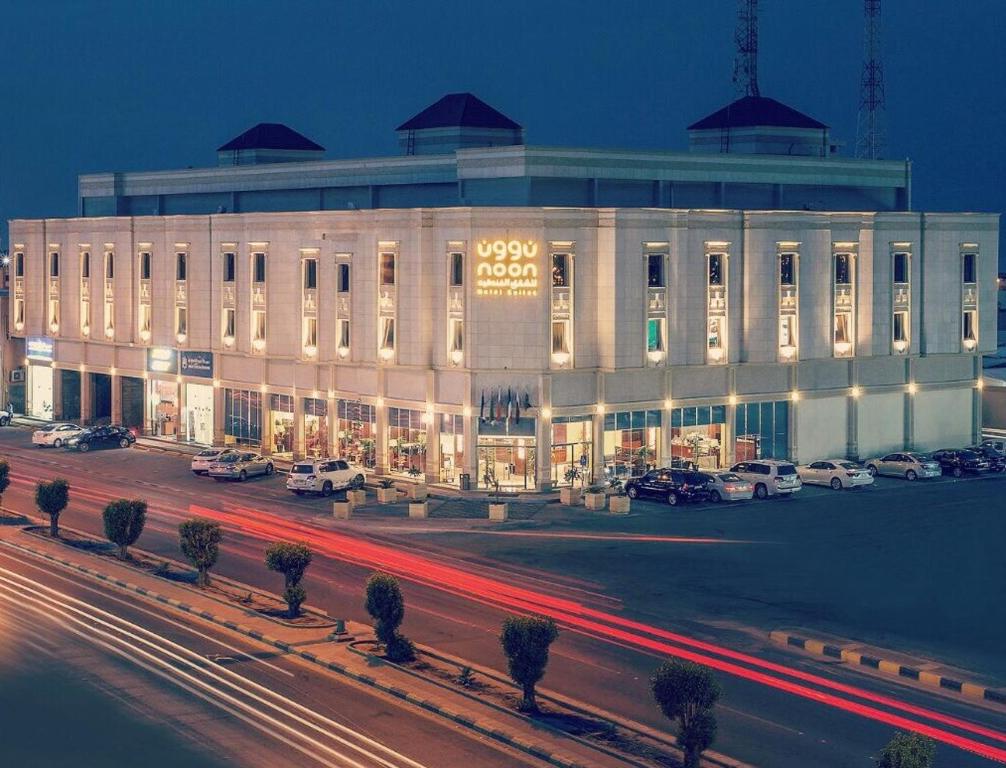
252,310 -> 267,341
778,252 -> 798,361
175,306 -> 187,337
892,251 -> 911,354
380,253 -> 395,286
223,308 -> 236,339
337,319 -> 350,357
893,311 -> 909,349
449,318 -> 464,365
833,252 -> 855,357
15,299 -> 26,327
48,299 -> 60,332
104,301 -> 114,337
379,317 -> 395,360
706,251 -> 727,363
963,309 -> 977,350
550,250 -> 573,367
780,314 -> 797,350
303,316 -> 318,349
552,254 -> 569,287
552,320 -> 571,363
647,318 -> 665,364
139,304 -> 151,333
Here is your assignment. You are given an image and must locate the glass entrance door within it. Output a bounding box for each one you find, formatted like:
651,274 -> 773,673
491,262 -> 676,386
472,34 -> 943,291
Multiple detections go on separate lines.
477,439 -> 536,491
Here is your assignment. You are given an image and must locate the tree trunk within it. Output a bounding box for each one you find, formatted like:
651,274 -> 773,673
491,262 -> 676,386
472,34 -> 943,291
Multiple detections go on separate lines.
683,747 -> 700,768
49,513 -> 59,538
197,567 -> 209,587
521,683 -> 537,713
119,544 -> 128,560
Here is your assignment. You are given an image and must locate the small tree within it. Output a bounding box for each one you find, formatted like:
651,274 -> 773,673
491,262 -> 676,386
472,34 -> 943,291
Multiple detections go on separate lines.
878,731 -> 936,768
365,572 -> 415,662
265,541 -> 313,618
500,614 -> 559,713
102,499 -> 147,559
0,459 -> 10,511
36,479 -> 70,538
651,660 -> 721,768
179,518 -> 222,587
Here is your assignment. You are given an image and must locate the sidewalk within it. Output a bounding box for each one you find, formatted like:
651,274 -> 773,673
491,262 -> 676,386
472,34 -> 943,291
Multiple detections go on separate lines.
0,522 -> 681,768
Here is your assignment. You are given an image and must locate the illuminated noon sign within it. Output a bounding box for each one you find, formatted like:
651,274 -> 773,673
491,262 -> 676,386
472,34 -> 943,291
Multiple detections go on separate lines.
475,240 -> 538,297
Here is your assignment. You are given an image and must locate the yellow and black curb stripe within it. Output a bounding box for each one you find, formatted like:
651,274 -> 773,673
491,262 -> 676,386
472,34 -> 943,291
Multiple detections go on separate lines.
770,631 -> 1006,706
3,540 -> 592,768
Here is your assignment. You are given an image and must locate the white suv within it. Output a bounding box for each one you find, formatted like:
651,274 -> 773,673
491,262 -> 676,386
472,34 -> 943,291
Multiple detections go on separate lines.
729,460 -> 802,499
287,459 -> 366,497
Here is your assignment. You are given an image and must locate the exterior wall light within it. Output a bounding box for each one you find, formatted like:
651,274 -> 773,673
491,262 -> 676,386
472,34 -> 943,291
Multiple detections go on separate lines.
551,350 -> 571,367
596,403 -> 605,415
463,406 -> 472,418
139,329 -> 151,342
541,407 -> 552,419
646,349 -> 665,364
790,390 -> 800,402
375,397 -> 384,408
223,335 -> 235,349
379,346 -> 395,361
664,398 -> 673,410
907,382 -> 918,395
176,333 -> 187,345
79,363 -> 86,372
259,383 -> 268,393
212,379 -> 221,389
303,344 -> 317,358
252,338 -> 266,352
450,349 -> 464,366
728,394 -> 737,406
707,346 -> 724,363
851,386 -> 862,398
893,339 -> 908,354
977,378 -> 984,390
337,345 -> 349,359
110,367 -> 117,376
963,338 -> 977,351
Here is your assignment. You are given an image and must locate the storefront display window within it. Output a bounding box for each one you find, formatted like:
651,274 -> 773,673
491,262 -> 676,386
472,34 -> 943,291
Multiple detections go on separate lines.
270,394 -> 294,457
388,407 -> 426,476
439,414 -> 465,484
671,405 -> 726,469
148,380 -> 179,437
603,410 -> 661,478
184,383 -> 214,445
337,401 -> 376,469
225,389 -> 262,446
552,416 -> 592,486
734,401 -> 789,461
27,364 -> 54,420
477,436 -> 536,490
304,398 -> 328,458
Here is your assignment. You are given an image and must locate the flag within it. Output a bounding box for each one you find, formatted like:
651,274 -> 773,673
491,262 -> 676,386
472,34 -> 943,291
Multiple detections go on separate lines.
497,386 -> 504,422
523,390 -> 532,409
506,388 -> 512,426
479,390 -> 485,422
514,391 -> 520,424
489,388 -> 496,425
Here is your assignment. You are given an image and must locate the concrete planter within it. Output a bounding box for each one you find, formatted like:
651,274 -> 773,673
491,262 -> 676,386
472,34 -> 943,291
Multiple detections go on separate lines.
409,501 -> 429,519
609,495 -> 631,514
332,501 -> 353,519
347,489 -> 367,505
377,487 -> 398,504
408,484 -> 428,501
488,503 -> 508,521
583,492 -> 607,511
559,487 -> 581,506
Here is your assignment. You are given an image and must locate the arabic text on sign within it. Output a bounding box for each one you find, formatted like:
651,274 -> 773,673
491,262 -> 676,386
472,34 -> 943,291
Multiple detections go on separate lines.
476,240 -> 539,297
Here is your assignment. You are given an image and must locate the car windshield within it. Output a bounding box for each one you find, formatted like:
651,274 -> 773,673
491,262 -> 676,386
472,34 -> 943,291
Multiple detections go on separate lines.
838,462 -> 860,470
39,425 -> 57,432
717,473 -> 742,482
776,465 -> 797,476
908,453 -> 931,461
291,464 -> 315,474
216,454 -> 240,463
197,449 -> 221,457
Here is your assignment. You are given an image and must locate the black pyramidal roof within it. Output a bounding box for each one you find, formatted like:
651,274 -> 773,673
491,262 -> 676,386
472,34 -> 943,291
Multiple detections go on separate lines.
218,123 -> 325,152
396,93 -> 521,131
688,95 -> 827,131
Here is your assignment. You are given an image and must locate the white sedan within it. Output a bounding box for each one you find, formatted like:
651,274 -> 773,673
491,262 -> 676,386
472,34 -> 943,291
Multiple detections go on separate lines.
797,459 -> 874,490
191,447 -> 239,475
32,423 -> 84,448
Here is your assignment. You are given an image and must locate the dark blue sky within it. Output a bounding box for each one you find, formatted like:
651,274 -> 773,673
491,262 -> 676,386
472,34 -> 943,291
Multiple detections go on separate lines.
1,0 -> 1002,264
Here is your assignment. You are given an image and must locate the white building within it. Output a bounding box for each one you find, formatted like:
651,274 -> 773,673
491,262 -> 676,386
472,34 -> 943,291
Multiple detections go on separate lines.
7,93 -> 998,490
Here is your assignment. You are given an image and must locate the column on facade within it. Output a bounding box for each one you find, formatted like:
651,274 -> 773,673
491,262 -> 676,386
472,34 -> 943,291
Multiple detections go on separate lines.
293,394 -> 305,460
846,360 -> 860,460
80,373 -> 92,426
424,409 -> 440,486
260,391 -> 273,456
110,372 -> 121,427
175,379 -> 186,442
327,394 -> 338,458
374,402 -> 387,475
213,384 -> 225,446
52,367 -> 63,421
537,375 -> 553,491
903,358 -> 915,450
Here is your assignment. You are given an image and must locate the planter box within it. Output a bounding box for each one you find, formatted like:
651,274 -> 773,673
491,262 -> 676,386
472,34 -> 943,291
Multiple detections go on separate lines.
347,489 -> 367,506
609,495 -> 631,514
583,493 -> 607,511
376,487 -> 398,504
559,487 -> 581,506
488,503 -> 508,521
332,501 -> 353,519
409,501 -> 429,519
408,484 -> 428,501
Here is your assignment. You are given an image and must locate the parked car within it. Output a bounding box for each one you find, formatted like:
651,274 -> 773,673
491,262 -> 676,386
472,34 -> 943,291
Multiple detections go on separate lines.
287,459 -> 366,496
797,459 -> 874,490
701,472 -> 754,502
67,425 -> 135,452
624,469 -> 711,506
32,423 -> 84,448
191,447 -> 239,475
980,438 -> 1006,453
930,448 -> 990,477
208,451 -> 274,481
729,460 -> 802,499
966,445 -> 1006,473
864,452 -> 941,481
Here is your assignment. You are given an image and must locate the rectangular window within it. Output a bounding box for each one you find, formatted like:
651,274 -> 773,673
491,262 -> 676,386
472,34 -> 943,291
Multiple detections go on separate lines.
962,252 -> 977,284
449,318 -> 464,353
175,306 -> 187,336
706,251 -> 727,363
81,252 -> 90,279
779,253 -> 795,286
552,254 -> 569,287
252,310 -> 267,341
223,252 -> 236,282
893,252 -> 909,284
176,252 -> 187,281
105,252 -> 114,279
834,253 -> 851,285
140,252 -> 151,280
647,317 -> 665,353
647,254 -> 665,288
139,304 -> 151,333
49,299 -> 60,329
303,316 -> 318,348
450,252 -> 464,287
778,252 -> 798,360
104,301 -> 114,335
14,299 -> 25,327
707,317 -> 723,349
834,312 -> 852,346
780,314 -> 797,348
50,252 -> 60,278
338,319 -> 350,351
833,252 -> 855,357
380,253 -> 395,285
552,320 -> 571,356
381,316 -> 395,348
708,253 -> 724,286
303,259 -> 317,290
253,252 -> 266,283
338,263 -> 351,293
963,310 -> 977,346
893,311 -> 909,344
223,308 -> 236,338
15,253 -> 24,277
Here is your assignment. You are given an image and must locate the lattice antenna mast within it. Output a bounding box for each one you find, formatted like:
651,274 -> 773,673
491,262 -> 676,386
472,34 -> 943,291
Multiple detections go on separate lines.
855,0 -> 886,159
732,0 -> 760,97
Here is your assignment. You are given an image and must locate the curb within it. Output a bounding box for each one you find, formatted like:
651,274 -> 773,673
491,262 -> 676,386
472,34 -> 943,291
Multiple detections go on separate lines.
769,630 -> 1006,706
1,538 -> 600,768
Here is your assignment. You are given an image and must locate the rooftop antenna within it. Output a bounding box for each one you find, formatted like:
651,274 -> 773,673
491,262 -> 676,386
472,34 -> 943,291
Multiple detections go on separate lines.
732,0 -> 760,98
855,0 -> 886,159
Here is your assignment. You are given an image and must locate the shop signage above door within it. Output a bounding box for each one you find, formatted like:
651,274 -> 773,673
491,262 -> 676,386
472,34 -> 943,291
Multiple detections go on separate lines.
475,239 -> 538,297
147,347 -> 178,375
180,350 -> 213,379
26,336 -> 55,362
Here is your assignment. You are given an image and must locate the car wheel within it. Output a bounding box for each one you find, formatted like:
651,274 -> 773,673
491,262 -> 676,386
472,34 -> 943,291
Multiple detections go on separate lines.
53,439 -> 62,449
265,463 -> 274,476
119,438 -> 129,448
666,492 -> 679,506
866,464 -> 877,477
830,477 -> 843,490
710,490 -> 722,503
322,481 -> 333,497
952,466 -> 963,478
79,442 -> 90,453
754,483 -> 767,499
906,469 -> 917,481
239,470 -> 247,481
352,474 -> 365,490
626,486 -> 639,499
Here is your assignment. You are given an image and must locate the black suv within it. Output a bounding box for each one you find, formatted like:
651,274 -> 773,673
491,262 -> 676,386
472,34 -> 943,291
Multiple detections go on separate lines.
624,469 -> 711,506
930,448 -> 990,477
69,425 -> 136,452
966,445 -> 1006,473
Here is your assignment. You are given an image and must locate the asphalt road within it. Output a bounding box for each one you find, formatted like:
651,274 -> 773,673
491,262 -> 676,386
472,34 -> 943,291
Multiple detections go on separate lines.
0,544 -> 536,768
1,430 -> 1004,767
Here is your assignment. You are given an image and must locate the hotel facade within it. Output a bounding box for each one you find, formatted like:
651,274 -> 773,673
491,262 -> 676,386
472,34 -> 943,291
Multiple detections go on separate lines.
7,94 -> 998,490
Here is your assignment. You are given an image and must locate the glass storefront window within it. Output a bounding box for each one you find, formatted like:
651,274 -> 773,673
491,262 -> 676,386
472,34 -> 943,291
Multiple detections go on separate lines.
734,401 -> 789,462
225,389 -> 261,446
477,437 -> 536,490
148,380 -> 179,437
439,414 -> 465,484
337,401 -> 376,469
270,394 -> 294,457
304,398 -> 328,458
27,364 -> 54,421
603,410 -> 661,479
552,416 -> 593,486
670,405 -> 727,470
183,383 -> 214,445
388,407 -> 426,476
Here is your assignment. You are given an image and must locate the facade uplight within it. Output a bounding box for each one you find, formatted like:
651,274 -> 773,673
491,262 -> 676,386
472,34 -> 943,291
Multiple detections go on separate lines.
907,382 -> 918,395
223,334 -> 235,348
338,345 -> 350,359
851,386 -> 862,398
541,406 -> 552,419
176,332 -> 187,345
790,390 -> 800,402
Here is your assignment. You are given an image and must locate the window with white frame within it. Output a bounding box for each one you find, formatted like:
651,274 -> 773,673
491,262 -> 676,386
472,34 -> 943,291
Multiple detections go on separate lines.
250,251 -> 267,353
833,251 -> 855,357
892,250 -> 910,353
550,249 -> 573,368
80,251 -> 91,338
103,250 -> 114,339
706,250 -> 727,363
377,246 -> 397,362
336,257 -> 351,359
223,307 -> 236,340
47,251 -> 60,334
645,250 -> 667,365
447,248 -> 464,366
221,249 -> 236,348
12,251 -> 25,333
138,250 -> 152,343
175,306 -> 187,338
175,251 -> 188,344
961,249 -> 978,351
252,309 -> 267,346
778,251 -> 798,361
301,253 -> 319,358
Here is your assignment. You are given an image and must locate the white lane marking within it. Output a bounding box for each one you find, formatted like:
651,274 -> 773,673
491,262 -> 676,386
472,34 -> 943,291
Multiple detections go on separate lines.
0,544 -> 295,678
0,567 -> 430,768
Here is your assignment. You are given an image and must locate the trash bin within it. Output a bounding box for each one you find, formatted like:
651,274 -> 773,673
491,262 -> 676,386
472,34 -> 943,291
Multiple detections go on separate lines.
459,473 -> 471,491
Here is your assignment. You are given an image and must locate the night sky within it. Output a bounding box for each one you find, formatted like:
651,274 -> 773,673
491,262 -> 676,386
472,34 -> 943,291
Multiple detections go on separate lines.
1,0 -> 1003,265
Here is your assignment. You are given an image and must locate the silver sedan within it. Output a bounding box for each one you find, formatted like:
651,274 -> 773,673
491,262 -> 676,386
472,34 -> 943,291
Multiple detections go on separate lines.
208,451 -> 275,481
701,472 -> 754,502
864,452 -> 941,481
